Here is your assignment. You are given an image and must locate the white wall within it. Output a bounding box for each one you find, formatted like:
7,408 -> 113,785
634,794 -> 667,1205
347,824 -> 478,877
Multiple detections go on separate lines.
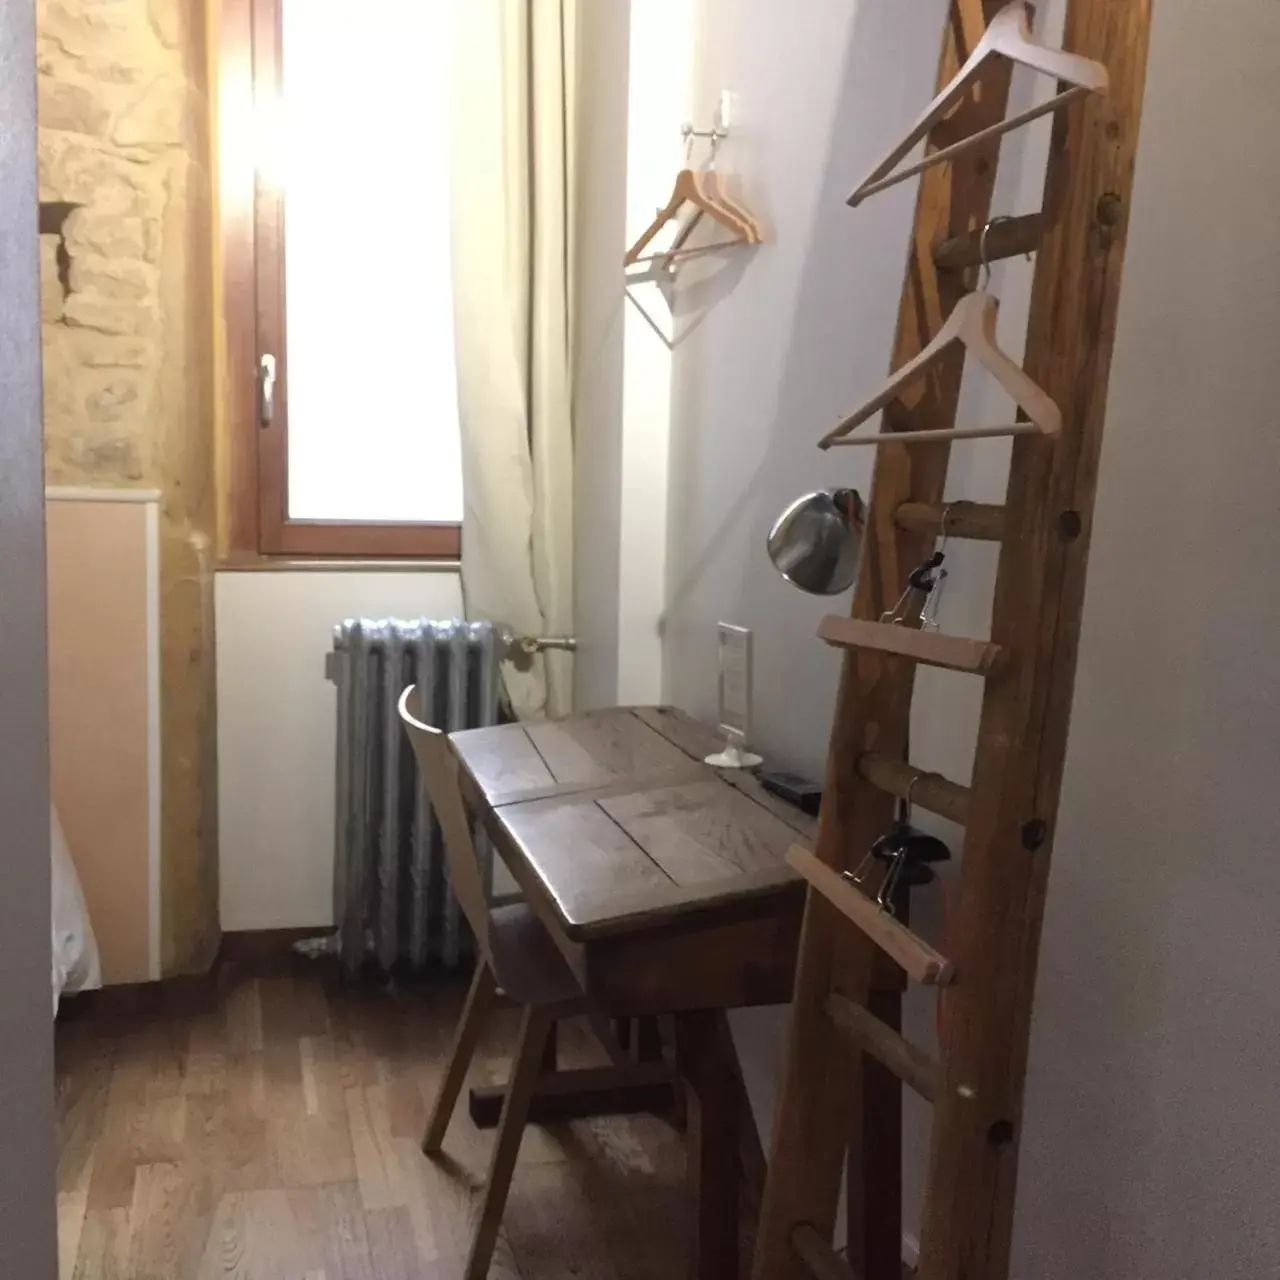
574,0 -> 703,710
572,0 -> 630,710
613,0 -> 696,706
1013,2 -> 1280,1274
648,0 -> 1280,1273
216,570 -> 462,930
663,0 -> 949,766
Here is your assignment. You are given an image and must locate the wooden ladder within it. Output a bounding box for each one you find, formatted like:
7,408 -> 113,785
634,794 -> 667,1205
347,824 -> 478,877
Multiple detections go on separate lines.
751,3 -> 1153,1280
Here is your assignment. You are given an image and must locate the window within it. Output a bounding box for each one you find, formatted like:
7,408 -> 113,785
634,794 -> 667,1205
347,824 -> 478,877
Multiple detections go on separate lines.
222,0 -> 462,558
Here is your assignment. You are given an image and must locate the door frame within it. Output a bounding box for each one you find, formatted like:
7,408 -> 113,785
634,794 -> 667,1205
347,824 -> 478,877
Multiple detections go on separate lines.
0,0 -> 58,1273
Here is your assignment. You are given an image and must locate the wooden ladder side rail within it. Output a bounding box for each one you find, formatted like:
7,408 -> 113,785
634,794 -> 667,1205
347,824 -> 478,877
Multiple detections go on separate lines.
751,4 -> 1019,1278
915,5 -> 1154,1279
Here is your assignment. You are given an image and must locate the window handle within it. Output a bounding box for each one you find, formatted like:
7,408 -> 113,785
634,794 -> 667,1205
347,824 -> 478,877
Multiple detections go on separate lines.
259,353 -> 277,427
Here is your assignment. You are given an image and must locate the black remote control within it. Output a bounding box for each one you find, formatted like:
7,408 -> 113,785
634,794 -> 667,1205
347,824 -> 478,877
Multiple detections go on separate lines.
759,770 -> 823,817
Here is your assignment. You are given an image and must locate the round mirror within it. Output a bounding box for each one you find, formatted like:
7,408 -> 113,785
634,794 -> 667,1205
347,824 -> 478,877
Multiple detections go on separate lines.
767,488 -> 865,596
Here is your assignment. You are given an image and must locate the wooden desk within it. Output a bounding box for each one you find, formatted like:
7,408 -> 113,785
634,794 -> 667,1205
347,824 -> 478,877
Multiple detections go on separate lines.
451,706 -> 815,1280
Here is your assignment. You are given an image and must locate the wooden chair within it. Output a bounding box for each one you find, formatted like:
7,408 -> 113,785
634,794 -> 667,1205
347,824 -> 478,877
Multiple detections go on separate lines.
397,685 -> 591,1280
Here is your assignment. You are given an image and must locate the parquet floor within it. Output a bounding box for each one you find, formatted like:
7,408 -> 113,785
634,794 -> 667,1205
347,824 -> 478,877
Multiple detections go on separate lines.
54,961 -> 691,1279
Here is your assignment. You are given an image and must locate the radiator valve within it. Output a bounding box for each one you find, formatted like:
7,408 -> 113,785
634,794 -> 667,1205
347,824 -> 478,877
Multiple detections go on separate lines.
506,634 -> 577,672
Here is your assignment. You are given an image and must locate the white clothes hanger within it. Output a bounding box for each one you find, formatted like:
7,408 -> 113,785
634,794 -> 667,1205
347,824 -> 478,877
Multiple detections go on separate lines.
847,0 -> 1108,209
820,219 -> 1061,449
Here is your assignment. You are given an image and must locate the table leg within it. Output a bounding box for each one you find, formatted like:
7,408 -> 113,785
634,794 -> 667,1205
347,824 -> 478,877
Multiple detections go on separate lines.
675,1010 -> 740,1280
541,1019 -> 559,1073
637,1014 -> 664,1063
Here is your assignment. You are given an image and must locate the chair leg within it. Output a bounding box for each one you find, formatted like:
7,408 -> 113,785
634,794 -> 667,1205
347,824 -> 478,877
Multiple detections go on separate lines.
464,1003 -> 553,1280
424,959 -> 498,1155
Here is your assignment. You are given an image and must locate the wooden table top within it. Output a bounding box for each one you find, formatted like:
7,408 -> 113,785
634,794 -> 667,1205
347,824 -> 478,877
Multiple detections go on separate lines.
451,706 -> 816,943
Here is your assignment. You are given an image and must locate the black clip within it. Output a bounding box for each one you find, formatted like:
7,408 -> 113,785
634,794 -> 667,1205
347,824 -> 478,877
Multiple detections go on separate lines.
847,804 -> 951,916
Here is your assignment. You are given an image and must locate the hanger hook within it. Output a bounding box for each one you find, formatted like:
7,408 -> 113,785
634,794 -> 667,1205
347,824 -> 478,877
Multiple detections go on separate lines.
903,769 -> 927,825
682,122 -> 695,167
979,215 -> 1017,291
938,502 -> 955,544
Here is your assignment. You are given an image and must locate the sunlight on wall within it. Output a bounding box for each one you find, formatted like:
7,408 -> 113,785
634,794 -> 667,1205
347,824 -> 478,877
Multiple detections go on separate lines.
617,0 -> 693,703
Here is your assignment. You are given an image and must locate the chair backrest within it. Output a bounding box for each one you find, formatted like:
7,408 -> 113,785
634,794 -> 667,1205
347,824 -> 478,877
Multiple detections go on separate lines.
397,684 -> 491,959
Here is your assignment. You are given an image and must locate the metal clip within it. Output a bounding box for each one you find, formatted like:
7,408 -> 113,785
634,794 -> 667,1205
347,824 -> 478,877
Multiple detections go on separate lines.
881,504 -> 955,629
919,504 -> 955,631
881,551 -> 947,626
843,772 -> 951,918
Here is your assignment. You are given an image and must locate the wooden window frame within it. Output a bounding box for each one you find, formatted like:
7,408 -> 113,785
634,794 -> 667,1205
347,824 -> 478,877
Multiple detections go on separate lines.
219,0 -> 461,561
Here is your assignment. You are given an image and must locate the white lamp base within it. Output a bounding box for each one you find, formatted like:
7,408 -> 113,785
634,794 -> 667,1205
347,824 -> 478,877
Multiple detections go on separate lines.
704,742 -> 763,770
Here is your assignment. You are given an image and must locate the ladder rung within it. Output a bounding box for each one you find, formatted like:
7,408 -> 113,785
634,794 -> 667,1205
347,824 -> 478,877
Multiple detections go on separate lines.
932,212 -> 1043,272
825,992 -> 940,1101
790,1224 -> 862,1280
894,500 -> 1006,541
819,615 -> 1004,676
858,754 -> 971,826
787,846 -> 955,987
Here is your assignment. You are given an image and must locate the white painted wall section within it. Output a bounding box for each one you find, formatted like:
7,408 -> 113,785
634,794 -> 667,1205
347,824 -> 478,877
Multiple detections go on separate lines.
1012,3 -> 1280,1274
615,0 -> 694,705
217,570 -> 462,931
663,0 -> 949,765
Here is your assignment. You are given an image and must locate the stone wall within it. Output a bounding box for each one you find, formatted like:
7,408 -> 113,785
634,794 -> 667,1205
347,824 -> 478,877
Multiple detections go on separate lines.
37,0 -> 218,975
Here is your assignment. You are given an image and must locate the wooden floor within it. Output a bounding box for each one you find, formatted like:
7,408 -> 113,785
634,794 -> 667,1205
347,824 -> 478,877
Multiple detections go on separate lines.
55,960 -> 694,1279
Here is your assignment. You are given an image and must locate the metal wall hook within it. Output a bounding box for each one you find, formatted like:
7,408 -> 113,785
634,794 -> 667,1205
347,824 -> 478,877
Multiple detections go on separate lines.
681,121 -> 729,168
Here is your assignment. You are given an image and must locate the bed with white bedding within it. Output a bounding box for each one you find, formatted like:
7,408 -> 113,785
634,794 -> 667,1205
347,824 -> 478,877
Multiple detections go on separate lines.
51,805 -> 100,1013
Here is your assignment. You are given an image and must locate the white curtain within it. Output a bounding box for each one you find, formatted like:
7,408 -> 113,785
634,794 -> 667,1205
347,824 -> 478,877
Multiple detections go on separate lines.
449,0 -> 577,720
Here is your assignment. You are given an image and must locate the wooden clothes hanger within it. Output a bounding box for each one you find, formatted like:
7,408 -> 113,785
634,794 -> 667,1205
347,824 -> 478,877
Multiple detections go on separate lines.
820,221 -> 1062,449
624,168 -> 754,267
847,0 -> 1109,209
625,121 -> 763,268
659,171 -> 762,264
703,171 -> 763,242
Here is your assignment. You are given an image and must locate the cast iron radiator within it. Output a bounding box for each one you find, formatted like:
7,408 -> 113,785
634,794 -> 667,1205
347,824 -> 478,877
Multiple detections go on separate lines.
327,618 -> 504,974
